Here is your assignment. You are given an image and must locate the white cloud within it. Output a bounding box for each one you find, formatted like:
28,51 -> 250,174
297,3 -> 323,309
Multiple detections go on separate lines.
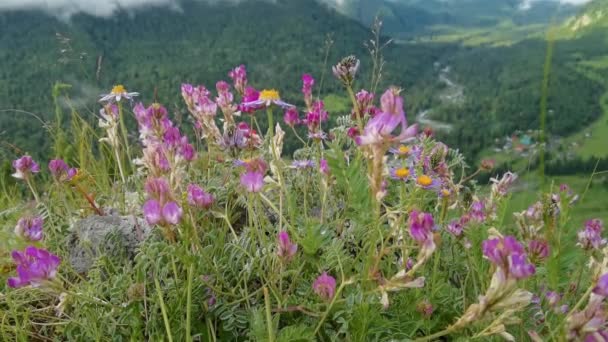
0,0 -> 594,19
0,0 -> 182,18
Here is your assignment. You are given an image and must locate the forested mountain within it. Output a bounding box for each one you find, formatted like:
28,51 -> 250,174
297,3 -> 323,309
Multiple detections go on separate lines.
334,0 -> 580,37
0,0 -> 606,161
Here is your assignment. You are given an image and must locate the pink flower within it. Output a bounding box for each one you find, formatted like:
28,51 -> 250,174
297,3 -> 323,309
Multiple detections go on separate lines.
409,210 -> 434,244
528,239 -> 550,261
283,107 -> 300,127
356,88 -> 417,146
12,156 -> 40,180
277,231 -> 298,262
48,159 -> 77,182
319,159 -> 330,176
14,216 -> 44,241
313,272 -> 336,301
470,200 -> 486,222
7,246 -> 60,288
240,171 -> 264,193
144,178 -> 171,201
187,184 -> 214,209
302,74 -> 314,108
482,236 -> 535,280
354,89 -> 374,118
228,65 -> 247,95
143,199 -> 182,226
593,273 -> 608,297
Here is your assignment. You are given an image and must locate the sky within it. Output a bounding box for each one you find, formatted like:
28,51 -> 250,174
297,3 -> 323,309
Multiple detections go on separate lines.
0,0 -> 594,18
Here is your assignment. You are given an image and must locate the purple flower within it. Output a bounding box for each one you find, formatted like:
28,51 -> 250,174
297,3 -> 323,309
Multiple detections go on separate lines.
409,210 -> 434,244
490,172 -> 518,197
593,273 -> 608,297
291,160 -> 315,170
304,100 -> 328,134
389,144 -> 411,157
389,167 -> 412,180
143,199 -> 182,226
240,171 -> 264,193
347,127 -> 360,140
415,174 -> 441,190
240,89 -> 294,110
578,219 -> 606,250
319,159 -> 330,176
417,300 -> 434,318
482,236 -> 535,280
446,219 -> 464,237
482,236 -> 524,266
162,202 -> 183,225
470,201 -> 486,222
302,74 -> 314,108
144,177 -> 171,201
187,184 -> 214,209
215,81 -> 234,110
354,89 -> 374,118
12,155 -> 40,180
356,88 -> 418,147
48,159 -> 77,182
143,200 -> 163,225
545,291 -> 561,307
509,253 -> 536,279
528,239 -> 550,261
228,65 -> 247,95
239,86 -> 261,114
313,272 -> 336,301
14,216 -> 44,241
283,107 -> 300,127
277,231 -> 298,262
7,246 -> 60,288
332,55 -> 360,86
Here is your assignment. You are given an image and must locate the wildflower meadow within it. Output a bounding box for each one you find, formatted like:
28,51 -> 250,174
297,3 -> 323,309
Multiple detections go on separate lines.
1,56 -> 607,341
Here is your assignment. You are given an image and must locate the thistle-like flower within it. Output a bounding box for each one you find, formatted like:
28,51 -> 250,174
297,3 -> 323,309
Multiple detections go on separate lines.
240,171 -> 264,193
332,55 -> 360,86
7,246 -> 60,288
313,272 -> 336,301
14,216 -> 43,241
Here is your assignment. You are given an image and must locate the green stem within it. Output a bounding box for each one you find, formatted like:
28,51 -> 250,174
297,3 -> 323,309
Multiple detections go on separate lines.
118,103 -> 132,169
264,287 -> 276,342
154,277 -> 174,342
313,281 -> 348,336
186,263 -> 194,342
25,178 -> 41,204
346,86 -> 363,131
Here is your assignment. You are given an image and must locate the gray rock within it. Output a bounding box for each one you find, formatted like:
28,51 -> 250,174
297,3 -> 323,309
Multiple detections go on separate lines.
67,214 -> 152,273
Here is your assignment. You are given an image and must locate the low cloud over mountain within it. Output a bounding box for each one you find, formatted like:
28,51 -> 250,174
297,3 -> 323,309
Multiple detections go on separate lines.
0,0 -> 593,19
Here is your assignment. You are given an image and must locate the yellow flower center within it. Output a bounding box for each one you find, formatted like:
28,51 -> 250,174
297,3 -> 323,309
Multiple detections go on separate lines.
111,85 -> 126,94
442,189 -> 451,197
259,89 -> 280,101
417,175 -> 433,187
395,168 -> 410,178
398,145 -> 410,154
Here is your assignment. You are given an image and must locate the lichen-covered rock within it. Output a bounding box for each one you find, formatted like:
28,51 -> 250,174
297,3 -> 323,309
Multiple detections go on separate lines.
67,214 -> 152,273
